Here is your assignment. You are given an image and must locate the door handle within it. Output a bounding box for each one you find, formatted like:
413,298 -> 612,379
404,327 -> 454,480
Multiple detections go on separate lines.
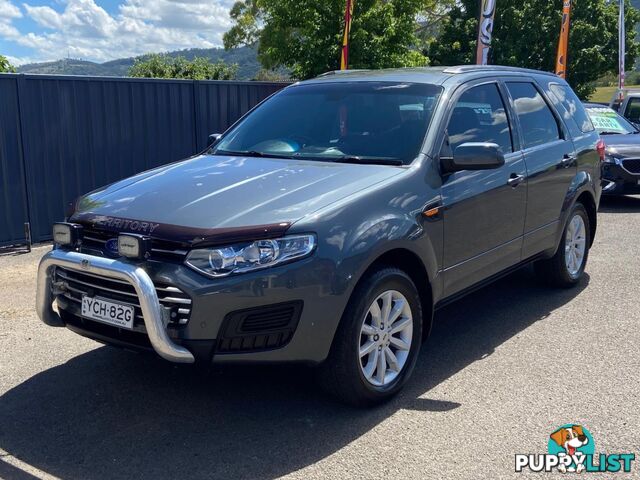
507,173 -> 525,187
561,154 -> 576,167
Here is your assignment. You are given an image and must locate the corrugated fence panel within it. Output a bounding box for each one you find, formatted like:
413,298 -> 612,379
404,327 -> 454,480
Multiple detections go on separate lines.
0,74 -> 289,245
0,76 -> 29,247
19,76 -> 198,242
194,81 -> 290,150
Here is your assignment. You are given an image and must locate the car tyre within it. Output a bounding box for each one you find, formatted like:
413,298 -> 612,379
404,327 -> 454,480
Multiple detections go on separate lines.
535,202 -> 591,288
318,267 -> 423,407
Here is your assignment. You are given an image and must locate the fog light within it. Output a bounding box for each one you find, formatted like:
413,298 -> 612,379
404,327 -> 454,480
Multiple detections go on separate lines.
52,222 -> 83,247
117,234 -> 152,259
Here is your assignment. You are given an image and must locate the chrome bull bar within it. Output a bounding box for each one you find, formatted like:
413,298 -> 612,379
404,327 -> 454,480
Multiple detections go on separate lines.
36,249 -> 195,364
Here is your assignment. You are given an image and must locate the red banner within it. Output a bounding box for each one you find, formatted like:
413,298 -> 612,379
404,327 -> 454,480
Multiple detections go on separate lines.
340,0 -> 354,70
555,0 -> 572,78
476,0 -> 497,65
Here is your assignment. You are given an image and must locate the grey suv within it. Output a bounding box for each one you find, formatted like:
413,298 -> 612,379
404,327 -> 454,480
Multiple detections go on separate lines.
37,66 -> 602,406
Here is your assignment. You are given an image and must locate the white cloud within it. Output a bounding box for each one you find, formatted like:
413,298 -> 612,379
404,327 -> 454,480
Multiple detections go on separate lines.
0,0 -> 21,42
0,0 -> 21,19
1,0 -> 237,63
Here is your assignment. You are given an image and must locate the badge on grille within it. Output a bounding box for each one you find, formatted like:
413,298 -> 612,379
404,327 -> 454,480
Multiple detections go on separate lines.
105,238 -> 120,257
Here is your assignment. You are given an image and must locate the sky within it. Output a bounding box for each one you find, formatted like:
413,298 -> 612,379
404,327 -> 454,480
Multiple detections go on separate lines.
0,0 -> 236,65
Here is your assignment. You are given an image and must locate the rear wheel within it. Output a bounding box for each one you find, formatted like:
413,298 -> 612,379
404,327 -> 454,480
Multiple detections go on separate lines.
318,268 -> 423,407
535,203 -> 590,288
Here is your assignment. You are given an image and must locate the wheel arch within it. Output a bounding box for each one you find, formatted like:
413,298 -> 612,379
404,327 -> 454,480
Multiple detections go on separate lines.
346,248 -> 434,341
576,190 -> 597,247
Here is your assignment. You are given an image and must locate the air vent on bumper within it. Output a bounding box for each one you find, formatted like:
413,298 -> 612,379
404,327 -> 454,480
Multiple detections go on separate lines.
217,301 -> 303,353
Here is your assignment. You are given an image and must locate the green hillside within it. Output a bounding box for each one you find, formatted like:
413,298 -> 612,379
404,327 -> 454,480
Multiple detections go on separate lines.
18,46 -> 262,80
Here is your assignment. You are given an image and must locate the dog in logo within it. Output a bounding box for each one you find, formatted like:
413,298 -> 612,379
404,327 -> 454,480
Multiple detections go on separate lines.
550,425 -> 589,473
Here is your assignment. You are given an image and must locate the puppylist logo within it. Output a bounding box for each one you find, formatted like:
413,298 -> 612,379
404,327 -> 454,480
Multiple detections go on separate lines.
515,424 -> 635,474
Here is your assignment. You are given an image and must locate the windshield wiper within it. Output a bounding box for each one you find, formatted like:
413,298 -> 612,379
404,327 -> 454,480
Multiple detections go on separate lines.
599,131 -> 626,136
330,156 -> 404,166
213,149 -> 294,159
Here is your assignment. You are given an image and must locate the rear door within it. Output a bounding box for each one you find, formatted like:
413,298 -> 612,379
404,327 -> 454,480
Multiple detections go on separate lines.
504,81 -> 576,257
441,80 -> 527,296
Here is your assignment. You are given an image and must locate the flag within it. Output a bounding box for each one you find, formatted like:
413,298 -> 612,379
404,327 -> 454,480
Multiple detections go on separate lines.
555,0 -> 571,78
340,0 -> 354,70
619,0 -> 626,96
476,0 -> 497,65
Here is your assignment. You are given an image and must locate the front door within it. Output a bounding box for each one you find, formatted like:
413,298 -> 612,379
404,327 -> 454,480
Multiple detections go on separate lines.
441,81 -> 527,297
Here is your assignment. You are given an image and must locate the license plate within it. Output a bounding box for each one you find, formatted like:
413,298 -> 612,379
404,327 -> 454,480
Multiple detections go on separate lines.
81,296 -> 135,330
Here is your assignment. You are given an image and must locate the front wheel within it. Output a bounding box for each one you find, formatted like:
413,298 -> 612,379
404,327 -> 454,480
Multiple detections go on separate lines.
318,268 -> 423,407
535,203 -> 591,288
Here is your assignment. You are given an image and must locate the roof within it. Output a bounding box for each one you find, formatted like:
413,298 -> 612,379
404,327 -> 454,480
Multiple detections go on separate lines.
302,65 -> 563,86
583,102 -> 612,109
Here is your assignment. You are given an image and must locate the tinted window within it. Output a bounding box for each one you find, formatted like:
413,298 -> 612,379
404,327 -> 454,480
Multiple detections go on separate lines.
549,84 -> 594,133
586,106 -> 637,135
507,82 -> 561,149
214,82 -> 443,165
625,97 -> 640,123
447,83 -> 513,154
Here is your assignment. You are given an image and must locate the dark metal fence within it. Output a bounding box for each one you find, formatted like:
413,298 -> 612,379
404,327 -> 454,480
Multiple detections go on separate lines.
0,74 -> 289,247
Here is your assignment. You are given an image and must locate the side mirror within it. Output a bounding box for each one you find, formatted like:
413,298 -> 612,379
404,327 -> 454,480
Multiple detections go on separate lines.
441,142 -> 505,173
208,133 -> 222,147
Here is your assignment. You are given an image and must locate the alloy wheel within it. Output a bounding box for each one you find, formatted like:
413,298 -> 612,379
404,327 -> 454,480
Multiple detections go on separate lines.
565,214 -> 587,278
358,290 -> 413,387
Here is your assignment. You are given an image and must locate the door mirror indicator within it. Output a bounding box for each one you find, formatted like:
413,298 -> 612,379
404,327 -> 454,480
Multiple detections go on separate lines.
441,142 -> 505,173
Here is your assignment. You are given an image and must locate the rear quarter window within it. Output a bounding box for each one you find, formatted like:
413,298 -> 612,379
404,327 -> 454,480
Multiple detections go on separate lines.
549,84 -> 595,134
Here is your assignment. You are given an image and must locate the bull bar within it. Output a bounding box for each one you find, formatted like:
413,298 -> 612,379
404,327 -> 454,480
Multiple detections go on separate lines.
36,249 -> 195,364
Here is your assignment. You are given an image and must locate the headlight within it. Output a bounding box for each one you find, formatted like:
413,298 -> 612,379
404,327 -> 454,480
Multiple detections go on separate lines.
603,154 -> 623,166
185,234 -> 316,278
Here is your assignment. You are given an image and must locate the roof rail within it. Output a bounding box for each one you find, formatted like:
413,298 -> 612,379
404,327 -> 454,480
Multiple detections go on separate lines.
443,65 -> 559,78
317,69 -> 368,77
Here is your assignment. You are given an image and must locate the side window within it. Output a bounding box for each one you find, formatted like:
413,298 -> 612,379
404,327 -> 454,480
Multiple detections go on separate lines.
625,98 -> 640,123
549,84 -> 594,133
447,83 -> 513,154
506,82 -> 561,149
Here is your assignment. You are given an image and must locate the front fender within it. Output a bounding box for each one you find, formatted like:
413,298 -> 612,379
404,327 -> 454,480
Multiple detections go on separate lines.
331,212 -> 440,301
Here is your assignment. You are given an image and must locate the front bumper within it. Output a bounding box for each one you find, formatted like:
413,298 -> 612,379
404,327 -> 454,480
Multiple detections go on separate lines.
602,163 -> 640,195
36,248 -> 347,365
36,249 -> 195,363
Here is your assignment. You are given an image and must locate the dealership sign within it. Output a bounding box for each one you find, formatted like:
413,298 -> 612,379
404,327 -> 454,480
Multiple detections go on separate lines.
476,0 -> 497,65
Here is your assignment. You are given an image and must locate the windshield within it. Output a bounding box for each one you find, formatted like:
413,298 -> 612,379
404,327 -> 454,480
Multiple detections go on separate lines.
585,106 -> 638,135
212,81 -> 443,165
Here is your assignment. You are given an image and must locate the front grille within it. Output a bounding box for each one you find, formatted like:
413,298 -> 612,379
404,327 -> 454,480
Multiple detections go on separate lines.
217,301 -> 302,353
53,266 -> 192,329
622,158 -> 640,174
80,228 -> 188,261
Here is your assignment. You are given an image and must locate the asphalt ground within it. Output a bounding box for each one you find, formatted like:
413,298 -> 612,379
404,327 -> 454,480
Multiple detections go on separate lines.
1,195 -> 639,480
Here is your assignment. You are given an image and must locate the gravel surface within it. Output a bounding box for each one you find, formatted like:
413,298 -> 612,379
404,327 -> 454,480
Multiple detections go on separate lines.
1,195 -> 639,480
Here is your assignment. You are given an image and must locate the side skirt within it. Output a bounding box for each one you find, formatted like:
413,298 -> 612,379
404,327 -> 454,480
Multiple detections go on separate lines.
434,253 -> 545,311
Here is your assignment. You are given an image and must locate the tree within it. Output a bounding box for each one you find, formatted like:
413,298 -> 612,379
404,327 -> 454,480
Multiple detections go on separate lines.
428,0 -> 640,98
252,69 -> 290,81
0,55 -> 16,73
224,0 -> 435,79
129,54 -> 238,80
